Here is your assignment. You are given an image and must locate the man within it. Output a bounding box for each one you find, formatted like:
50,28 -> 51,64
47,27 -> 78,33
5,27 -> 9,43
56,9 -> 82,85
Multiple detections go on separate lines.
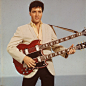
7,1 -> 75,86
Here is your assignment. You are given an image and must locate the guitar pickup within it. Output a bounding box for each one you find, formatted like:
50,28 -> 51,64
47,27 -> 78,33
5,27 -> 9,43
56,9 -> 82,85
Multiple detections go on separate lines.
35,45 -> 40,51
24,49 -> 29,55
37,56 -> 41,62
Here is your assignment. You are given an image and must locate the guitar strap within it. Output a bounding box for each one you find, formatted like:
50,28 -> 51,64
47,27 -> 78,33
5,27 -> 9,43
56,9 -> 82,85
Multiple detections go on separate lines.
49,24 -> 57,35
49,24 -> 79,36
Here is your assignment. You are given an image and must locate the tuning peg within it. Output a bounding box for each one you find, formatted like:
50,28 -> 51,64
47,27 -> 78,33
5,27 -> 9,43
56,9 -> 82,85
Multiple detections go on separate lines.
83,40 -> 85,42
84,27 -> 86,29
81,42 -> 83,43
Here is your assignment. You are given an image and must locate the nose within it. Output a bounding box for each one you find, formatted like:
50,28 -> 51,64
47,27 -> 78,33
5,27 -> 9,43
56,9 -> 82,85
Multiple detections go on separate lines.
36,12 -> 39,16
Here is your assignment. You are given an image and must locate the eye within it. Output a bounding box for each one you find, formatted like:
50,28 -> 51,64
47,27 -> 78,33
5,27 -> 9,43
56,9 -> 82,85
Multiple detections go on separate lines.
32,11 -> 36,13
38,11 -> 42,13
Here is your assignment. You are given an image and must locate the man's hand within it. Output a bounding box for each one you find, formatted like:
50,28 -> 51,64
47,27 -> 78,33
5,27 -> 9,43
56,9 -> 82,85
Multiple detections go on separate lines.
23,56 -> 36,68
67,44 -> 76,54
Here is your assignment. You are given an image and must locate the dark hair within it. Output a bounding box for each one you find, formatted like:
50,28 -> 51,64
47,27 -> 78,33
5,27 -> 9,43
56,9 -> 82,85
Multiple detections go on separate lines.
29,1 -> 44,12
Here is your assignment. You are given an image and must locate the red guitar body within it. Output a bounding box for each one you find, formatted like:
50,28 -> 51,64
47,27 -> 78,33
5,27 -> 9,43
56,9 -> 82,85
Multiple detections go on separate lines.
13,40 -> 48,75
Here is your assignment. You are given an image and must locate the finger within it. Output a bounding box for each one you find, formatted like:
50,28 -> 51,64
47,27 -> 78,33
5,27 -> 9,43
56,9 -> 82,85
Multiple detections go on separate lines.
27,64 -> 31,68
67,49 -> 72,54
27,62 -> 35,67
74,49 -> 76,52
67,51 -> 70,54
68,49 -> 75,54
70,44 -> 74,48
30,61 -> 36,66
72,49 -> 76,54
30,59 -> 36,65
29,63 -> 35,68
67,48 -> 72,54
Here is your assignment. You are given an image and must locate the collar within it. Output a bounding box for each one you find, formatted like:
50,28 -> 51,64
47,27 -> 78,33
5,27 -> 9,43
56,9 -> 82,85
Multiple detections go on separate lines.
30,21 -> 43,28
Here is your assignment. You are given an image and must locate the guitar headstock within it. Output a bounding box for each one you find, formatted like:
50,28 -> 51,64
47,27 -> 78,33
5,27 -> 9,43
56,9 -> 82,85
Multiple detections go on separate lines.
82,29 -> 86,36
76,42 -> 86,50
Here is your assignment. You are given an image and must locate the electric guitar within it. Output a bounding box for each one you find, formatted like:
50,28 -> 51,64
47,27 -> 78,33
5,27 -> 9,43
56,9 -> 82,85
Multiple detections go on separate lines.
13,42 -> 86,75
17,29 -> 86,55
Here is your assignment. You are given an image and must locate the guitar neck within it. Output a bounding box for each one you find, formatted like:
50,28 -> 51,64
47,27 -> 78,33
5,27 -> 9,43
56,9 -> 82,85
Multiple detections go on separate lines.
39,32 -> 82,50
38,42 -> 86,62
40,47 -> 76,62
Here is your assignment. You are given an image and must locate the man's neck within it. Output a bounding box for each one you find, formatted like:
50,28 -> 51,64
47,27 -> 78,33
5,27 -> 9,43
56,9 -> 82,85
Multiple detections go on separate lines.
33,22 -> 41,33
34,21 -> 40,26
36,23 -> 40,33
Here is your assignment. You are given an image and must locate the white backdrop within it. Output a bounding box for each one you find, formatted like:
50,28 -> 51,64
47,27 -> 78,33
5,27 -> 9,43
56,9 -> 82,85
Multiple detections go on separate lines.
0,0 -> 86,78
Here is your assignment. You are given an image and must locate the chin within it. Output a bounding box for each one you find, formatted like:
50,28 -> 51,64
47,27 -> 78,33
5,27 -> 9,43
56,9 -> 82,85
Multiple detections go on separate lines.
35,21 -> 40,23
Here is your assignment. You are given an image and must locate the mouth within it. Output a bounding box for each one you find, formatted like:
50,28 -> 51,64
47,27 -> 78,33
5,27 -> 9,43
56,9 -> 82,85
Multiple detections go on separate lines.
35,17 -> 39,20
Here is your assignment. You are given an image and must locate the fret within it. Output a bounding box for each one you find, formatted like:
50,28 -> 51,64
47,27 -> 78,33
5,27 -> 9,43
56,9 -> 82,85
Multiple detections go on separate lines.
82,44 -> 85,49
52,41 -> 57,45
67,48 -> 70,52
71,34 -> 75,38
57,51 -> 61,55
64,37 -> 69,41
52,53 -> 55,57
62,50 -> 66,54
47,42 -> 53,47
50,54 -> 52,58
43,44 -> 46,48
75,33 -> 78,37
78,32 -> 82,36
68,36 -> 71,40
60,38 -> 63,42
41,44 -> 47,49
50,42 -> 53,46
44,44 -> 48,47
55,52 -> 57,56
48,54 -> 51,59
47,42 -> 51,47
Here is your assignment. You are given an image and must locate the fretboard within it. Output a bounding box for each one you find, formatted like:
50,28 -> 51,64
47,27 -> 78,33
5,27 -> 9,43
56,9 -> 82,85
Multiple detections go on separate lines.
39,32 -> 82,49
39,47 -> 75,62
38,42 -> 86,62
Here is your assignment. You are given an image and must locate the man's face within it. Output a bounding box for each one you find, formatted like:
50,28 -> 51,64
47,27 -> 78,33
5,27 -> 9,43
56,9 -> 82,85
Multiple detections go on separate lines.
29,7 -> 43,24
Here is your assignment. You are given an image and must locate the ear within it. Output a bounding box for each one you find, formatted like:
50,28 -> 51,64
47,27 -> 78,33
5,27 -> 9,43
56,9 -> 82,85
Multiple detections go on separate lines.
29,12 -> 31,16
